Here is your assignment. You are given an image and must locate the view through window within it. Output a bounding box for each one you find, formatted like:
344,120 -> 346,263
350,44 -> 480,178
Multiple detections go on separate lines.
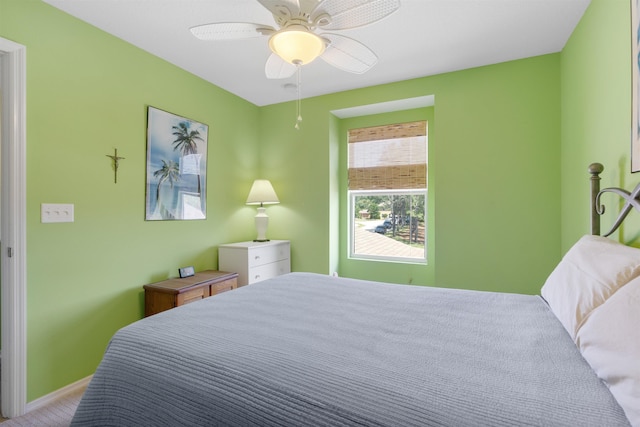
348,121 -> 427,262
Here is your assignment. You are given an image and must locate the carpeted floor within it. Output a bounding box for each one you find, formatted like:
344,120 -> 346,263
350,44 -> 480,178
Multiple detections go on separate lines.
0,387 -> 83,426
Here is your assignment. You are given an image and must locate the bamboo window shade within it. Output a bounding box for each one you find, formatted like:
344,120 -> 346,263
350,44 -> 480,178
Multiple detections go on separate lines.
348,121 -> 427,191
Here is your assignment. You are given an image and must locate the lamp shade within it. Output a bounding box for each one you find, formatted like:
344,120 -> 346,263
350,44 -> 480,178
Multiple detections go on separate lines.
268,26 -> 325,65
246,180 -> 280,206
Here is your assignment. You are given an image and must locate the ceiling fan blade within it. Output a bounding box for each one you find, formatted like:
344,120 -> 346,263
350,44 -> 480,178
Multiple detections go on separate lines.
312,0 -> 400,31
320,33 -> 378,74
258,0 -> 300,26
298,0 -> 322,17
190,22 -> 274,41
265,53 -> 298,79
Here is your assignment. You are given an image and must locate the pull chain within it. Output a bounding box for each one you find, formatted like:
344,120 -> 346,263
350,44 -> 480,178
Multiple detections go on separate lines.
294,61 -> 302,130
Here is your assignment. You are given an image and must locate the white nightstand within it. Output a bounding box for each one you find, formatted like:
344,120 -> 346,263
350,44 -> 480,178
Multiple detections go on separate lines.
218,240 -> 290,286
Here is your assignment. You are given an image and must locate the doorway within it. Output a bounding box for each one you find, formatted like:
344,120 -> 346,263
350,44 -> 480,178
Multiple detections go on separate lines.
0,37 -> 27,418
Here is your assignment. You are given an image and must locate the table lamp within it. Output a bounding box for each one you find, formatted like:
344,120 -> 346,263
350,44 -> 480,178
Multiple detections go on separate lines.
246,179 -> 280,242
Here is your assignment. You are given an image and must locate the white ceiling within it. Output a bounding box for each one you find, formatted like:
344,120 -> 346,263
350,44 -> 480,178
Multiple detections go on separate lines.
42,0 -> 591,107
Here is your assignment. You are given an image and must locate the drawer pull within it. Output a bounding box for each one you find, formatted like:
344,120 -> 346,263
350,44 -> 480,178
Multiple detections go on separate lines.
254,255 -> 260,260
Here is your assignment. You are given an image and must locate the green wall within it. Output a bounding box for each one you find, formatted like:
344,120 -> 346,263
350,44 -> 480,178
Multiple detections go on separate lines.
560,0 -> 637,248
261,54 -> 562,294
3,0 -> 627,407
2,0 -> 261,401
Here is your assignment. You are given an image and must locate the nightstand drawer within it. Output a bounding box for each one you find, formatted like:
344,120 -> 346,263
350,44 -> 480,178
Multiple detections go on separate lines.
210,278 -> 237,296
248,242 -> 289,268
248,259 -> 291,284
219,240 -> 290,286
176,286 -> 209,305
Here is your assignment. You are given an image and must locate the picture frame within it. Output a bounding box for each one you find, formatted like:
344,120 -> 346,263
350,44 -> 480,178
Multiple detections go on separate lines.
632,0 -> 640,172
145,106 -> 208,220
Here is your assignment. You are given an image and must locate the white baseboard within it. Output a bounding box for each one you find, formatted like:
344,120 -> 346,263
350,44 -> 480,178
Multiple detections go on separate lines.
25,375 -> 92,413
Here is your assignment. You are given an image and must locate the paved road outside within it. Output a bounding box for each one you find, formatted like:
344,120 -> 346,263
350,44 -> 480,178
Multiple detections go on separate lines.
354,224 -> 424,259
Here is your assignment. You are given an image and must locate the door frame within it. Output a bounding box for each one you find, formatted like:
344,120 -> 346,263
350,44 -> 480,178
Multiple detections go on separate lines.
0,37 -> 28,418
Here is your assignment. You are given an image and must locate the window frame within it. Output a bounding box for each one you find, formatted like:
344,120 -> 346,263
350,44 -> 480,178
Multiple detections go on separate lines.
346,120 -> 428,265
348,189 -> 427,264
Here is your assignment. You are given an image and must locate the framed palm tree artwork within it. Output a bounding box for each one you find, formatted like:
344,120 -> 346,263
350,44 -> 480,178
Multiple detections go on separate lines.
145,106 -> 208,220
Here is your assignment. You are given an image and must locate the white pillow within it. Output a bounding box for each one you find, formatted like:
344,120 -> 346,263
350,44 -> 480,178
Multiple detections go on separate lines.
540,235 -> 640,340
576,276 -> 640,427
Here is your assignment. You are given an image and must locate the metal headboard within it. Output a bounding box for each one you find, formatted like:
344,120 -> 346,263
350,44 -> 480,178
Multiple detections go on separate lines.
589,162 -> 640,236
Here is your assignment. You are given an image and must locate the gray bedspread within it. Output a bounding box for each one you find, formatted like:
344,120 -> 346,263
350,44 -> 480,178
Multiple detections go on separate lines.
71,272 -> 630,426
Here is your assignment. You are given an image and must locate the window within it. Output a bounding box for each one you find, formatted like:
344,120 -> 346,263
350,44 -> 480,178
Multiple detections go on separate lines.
348,121 -> 427,263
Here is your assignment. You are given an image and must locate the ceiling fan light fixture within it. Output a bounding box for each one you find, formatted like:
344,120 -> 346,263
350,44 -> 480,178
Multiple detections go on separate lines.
268,26 -> 325,65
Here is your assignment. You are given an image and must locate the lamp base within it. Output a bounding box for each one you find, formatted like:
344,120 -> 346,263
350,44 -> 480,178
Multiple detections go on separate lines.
253,239 -> 270,242
254,207 -> 270,242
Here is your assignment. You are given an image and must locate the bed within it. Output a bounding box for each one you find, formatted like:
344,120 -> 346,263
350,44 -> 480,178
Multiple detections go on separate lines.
71,163 -> 639,426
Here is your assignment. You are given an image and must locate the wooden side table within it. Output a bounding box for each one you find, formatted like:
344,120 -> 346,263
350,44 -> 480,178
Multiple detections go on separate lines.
144,270 -> 238,317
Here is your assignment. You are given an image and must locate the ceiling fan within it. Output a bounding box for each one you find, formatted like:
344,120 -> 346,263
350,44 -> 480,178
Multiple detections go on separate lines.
190,0 -> 401,79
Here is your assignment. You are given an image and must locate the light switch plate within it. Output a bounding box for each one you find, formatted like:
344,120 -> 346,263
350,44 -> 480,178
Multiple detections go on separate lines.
41,203 -> 74,223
